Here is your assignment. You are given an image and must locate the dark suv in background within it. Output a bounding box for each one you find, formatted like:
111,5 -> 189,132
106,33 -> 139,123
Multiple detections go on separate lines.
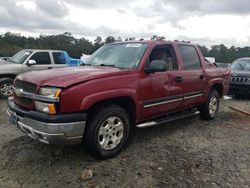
229,58 -> 250,97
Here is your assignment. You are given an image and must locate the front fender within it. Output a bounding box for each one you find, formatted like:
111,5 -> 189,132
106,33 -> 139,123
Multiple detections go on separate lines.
80,89 -> 140,118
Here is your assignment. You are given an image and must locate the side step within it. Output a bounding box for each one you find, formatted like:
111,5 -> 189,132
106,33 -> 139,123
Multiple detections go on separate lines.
136,110 -> 200,128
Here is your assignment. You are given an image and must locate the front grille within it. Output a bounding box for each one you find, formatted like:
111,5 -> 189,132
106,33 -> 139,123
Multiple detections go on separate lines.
14,80 -> 36,93
15,95 -> 33,105
231,77 -> 250,83
13,79 -> 37,109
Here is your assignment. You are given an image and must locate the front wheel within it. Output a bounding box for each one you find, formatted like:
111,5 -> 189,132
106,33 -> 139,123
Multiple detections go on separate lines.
83,105 -> 131,159
199,90 -> 219,120
0,78 -> 14,99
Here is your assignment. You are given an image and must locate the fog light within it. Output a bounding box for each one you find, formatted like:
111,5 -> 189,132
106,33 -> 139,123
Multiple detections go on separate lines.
35,101 -> 56,115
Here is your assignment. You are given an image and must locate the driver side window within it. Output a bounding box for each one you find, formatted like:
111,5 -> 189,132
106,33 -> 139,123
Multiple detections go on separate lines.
149,46 -> 177,71
29,52 -> 51,65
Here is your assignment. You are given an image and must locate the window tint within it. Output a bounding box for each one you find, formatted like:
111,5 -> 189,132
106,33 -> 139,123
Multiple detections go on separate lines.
149,46 -> 177,71
53,52 -> 66,64
179,45 -> 201,70
30,52 -> 51,65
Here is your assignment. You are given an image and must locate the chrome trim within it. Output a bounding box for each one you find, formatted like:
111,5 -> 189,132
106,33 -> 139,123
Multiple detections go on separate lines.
136,121 -> 157,128
143,91 -> 204,108
136,111 -> 200,128
7,107 -> 23,121
7,107 -> 85,145
183,93 -> 203,100
144,98 -> 183,108
18,121 -> 63,144
13,87 -> 59,103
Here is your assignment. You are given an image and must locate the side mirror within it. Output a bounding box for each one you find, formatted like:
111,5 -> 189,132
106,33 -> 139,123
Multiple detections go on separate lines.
145,60 -> 167,74
27,59 -> 36,66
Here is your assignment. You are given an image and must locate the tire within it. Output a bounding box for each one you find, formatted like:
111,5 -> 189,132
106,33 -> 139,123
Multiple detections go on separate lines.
83,105 -> 131,159
199,90 -> 219,120
0,78 -> 14,99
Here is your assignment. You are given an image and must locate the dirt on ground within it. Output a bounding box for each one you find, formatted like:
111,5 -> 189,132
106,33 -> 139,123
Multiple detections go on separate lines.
0,97 -> 249,188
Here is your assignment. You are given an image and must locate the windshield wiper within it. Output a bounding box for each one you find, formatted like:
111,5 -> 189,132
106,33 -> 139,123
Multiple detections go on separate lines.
7,59 -> 16,63
98,64 -> 115,67
237,62 -> 245,70
81,63 -> 92,66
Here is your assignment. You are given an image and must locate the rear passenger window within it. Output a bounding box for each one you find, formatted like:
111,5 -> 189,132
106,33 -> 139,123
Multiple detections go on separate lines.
30,52 -> 51,65
179,45 -> 201,70
53,52 -> 66,64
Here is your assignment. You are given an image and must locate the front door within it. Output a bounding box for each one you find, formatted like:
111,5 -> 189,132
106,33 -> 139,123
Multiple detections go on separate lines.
140,45 -> 183,120
24,52 -> 52,72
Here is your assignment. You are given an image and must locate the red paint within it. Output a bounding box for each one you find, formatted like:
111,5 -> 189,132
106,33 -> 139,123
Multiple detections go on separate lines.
15,41 -> 231,123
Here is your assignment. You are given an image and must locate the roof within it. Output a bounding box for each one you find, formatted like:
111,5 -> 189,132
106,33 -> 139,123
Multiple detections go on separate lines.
21,49 -> 65,52
112,39 -> 193,46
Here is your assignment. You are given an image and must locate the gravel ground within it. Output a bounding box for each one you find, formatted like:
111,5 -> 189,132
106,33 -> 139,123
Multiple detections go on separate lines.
0,97 -> 250,188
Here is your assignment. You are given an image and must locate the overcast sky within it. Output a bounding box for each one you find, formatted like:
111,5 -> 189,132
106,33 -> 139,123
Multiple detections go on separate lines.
1,0 -> 250,46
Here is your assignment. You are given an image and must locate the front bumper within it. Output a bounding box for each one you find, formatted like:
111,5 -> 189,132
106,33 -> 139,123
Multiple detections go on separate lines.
7,97 -> 87,145
229,83 -> 250,96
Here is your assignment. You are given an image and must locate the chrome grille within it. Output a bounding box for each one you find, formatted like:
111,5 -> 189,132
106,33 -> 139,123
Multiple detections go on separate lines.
13,80 -> 37,107
14,80 -> 36,93
231,77 -> 250,83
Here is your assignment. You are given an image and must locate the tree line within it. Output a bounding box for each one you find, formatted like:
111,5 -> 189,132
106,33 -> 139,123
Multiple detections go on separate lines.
198,44 -> 250,63
0,32 -> 250,63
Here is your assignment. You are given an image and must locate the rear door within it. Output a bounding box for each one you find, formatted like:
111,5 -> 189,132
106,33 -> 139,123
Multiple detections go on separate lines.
176,44 -> 206,109
24,51 -> 52,72
51,52 -> 68,68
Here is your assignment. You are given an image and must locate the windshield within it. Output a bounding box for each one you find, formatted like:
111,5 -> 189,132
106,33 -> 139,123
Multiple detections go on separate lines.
86,43 -> 148,69
231,59 -> 250,71
8,50 -> 32,64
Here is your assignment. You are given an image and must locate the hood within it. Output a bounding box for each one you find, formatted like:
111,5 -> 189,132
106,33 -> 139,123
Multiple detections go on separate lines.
231,70 -> 250,77
17,66 -> 129,88
0,60 -> 20,72
0,60 -> 11,65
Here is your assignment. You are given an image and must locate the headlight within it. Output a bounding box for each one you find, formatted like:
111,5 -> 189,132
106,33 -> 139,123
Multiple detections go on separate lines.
35,101 -> 56,115
39,87 -> 62,98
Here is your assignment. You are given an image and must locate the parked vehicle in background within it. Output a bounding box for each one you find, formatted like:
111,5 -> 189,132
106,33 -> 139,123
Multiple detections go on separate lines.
205,57 -> 215,63
7,40 -> 230,159
215,63 -> 231,68
64,51 -> 84,67
229,58 -> 250,97
0,49 -> 83,98
81,53 -> 91,63
0,57 -> 10,61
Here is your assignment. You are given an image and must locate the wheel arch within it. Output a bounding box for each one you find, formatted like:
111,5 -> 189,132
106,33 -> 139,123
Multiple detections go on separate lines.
207,78 -> 224,99
80,90 -> 140,125
88,96 -> 137,124
211,83 -> 223,98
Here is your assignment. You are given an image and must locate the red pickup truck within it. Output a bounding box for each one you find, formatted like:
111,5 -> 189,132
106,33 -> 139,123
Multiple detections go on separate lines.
7,40 -> 231,159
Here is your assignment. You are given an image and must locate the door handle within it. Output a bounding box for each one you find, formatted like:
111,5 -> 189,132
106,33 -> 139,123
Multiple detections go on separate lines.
48,67 -> 53,69
175,76 -> 183,83
200,75 -> 204,80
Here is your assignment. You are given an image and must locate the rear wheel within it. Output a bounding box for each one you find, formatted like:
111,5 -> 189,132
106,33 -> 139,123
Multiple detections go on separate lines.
199,90 -> 219,120
83,105 -> 131,159
0,78 -> 14,99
